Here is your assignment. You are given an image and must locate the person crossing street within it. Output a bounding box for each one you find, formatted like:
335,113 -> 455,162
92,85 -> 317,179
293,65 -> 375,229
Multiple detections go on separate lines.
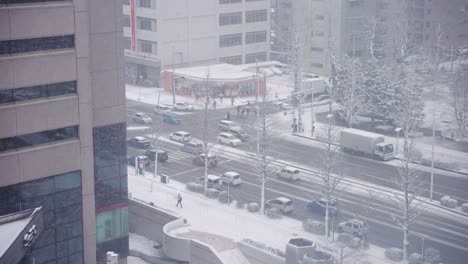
176,193 -> 183,208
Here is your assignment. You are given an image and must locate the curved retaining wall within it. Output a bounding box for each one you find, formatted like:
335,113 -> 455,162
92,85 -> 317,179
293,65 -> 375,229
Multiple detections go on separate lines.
162,218 -> 191,261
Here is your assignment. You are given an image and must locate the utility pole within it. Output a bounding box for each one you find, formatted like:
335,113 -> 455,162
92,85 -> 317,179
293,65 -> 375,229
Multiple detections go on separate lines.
310,82 -> 315,137
153,92 -> 161,179
256,60 -> 260,155
172,45 -> 176,105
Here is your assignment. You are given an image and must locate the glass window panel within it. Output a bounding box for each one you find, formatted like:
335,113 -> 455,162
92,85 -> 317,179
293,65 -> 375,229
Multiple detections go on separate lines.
34,227 -> 56,248
20,177 -> 54,198
56,240 -> 69,258
68,236 -> 83,255
31,244 -> 56,264
69,252 -> 84,264
55,204 -> 82,225
121,207 -> 129,235
54,188 -> 82,209
55,171 -> 81,191
0,137 -> 16,152
0,89 -> 14,104
56,221 -> 83,242
0,40 -> 10,55
96,192 -> 122,210
96,164 -> 121,181
96,209 -> 123,243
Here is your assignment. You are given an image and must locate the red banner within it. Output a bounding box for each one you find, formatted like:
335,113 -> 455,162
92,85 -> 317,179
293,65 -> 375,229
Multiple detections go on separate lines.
130,0 -> 136,51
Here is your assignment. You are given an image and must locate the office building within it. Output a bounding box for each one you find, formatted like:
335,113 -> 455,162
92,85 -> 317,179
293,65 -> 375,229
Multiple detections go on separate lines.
122,0 -> 271,86
0,0 -> 128,263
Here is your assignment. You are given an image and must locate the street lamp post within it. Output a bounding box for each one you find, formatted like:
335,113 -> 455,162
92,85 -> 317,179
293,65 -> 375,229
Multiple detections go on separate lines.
171,45 -> 176,105
394,127 -> 401,156
310,83 -> 315,137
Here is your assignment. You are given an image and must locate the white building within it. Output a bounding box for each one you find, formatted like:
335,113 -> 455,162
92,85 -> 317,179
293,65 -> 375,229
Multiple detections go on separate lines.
122,0 -> 271,86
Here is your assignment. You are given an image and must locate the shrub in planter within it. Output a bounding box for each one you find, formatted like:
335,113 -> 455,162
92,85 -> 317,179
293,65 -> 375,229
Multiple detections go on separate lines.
408,253 -> 422,264
206,188 -> 220,199
247,203 -> 260,213
337,234 -> 361,249
186,182 -> 203,193
302,219 -> 325,235
446,198 -> 458,208
461,203 -> 468,213
384,248 -> 403,262
235,200 -> 245,209
424,248 -> 441,264
218,191 -> 233,204
265,208 -> 282,219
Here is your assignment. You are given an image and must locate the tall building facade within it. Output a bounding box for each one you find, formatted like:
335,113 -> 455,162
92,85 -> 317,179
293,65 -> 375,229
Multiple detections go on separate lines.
122,0 -> 271,86
0,0 -> 128,263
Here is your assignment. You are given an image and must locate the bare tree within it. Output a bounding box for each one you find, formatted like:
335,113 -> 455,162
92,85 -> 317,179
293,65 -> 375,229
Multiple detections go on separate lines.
445,66 -> 468,137
201,71 -> 216,196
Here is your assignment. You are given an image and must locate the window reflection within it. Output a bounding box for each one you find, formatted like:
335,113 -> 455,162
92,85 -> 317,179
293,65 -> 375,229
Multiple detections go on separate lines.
0,81 -> 76,104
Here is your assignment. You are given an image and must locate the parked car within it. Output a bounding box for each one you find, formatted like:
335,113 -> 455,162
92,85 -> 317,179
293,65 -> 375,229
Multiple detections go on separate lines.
192,153 -> 218,167
313,94 -> 330,106
228,126 -> 249,142
174,102 -> 194,111
307,198 -> 338,216
219,120 -> 239,131
265,197 -> 294,214
163,112 -> 181,125
144,149 -> 169,163
197,174 -> 223,190
127,136 -> 152,149
337,219 -> 368,238
217,132 -> 242,147
220,171 -> 241,186
127,155 -> 150,167
170,131 -> 191,143
277,166 -> 301,180
133,112 -> 152,124
181,140 -> 204,154
154,104 -> 173,115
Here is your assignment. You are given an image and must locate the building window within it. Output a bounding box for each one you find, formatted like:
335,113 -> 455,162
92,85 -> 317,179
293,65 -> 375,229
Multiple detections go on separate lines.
219,12 -> 242,26
0,126 -> 79,152
348,0 -> 363,8
245,52 -> 267,63
246,0 -> 264,2
137,0 -> 155,8
122,0 -> 129,5
245,30 -> 267,44
124,37 -> 131,50
137,17 -> 157,31
315,15 -> 325,20
123,15 -> 131,28
315,31 -> 325,37
96,207 -> 129,243
220,55 -> 243,65
219,33 -> 242,47
0,81 -> 77,105
137,39 -> 157,54
246,10 -> 268,23
0,35 -> 74,55
310,47 -> 324,52
219,0 -> 241,3
310,62 -> 324,68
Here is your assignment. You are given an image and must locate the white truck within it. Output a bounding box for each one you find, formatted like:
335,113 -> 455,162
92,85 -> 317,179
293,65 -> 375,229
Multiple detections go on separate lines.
340,128 -> 394,161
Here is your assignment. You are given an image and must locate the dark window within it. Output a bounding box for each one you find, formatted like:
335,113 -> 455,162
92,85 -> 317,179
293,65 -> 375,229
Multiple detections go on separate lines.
0,126 -> 78,152
0,35 -> 74,55
124,37 -> 131,50
219,0 -> 241,3
245,52 -> 267,63
138,0 -> 154,8
2,0 -> 66,3
123,15 -> 131,27
122,0 -> 129,4
0,81 -> 76,105
137,17 -> 157,31
245,31 -> 267,44
219,34 -> 242,47
0,89 -> 14,104
138,39 -> 157,54
219,12 -> 242,26
246,10 -> 267,23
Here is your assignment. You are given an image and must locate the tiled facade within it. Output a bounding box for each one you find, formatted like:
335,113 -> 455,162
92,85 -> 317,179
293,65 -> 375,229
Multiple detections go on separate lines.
0,0 -> 127,263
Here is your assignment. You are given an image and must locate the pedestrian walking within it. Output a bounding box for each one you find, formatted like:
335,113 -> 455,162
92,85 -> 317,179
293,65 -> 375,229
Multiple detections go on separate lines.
219,95 -> 223,103
231,97 -> 235,106
212,100 -> 217,110
236,105 -> 241,116
176,193 -> 183,208
225,112 -> 231,120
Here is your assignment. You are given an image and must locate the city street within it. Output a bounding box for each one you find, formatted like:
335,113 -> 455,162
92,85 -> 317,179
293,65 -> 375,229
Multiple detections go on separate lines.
126,99 -> 468,264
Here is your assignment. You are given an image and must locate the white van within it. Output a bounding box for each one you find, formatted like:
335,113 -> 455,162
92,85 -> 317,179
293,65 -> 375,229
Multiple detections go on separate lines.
220,171 -> 241,186
170,131 -> 191,143
198,174 -> 223,190
277,166 -> 301,180
219,120 -> 239,131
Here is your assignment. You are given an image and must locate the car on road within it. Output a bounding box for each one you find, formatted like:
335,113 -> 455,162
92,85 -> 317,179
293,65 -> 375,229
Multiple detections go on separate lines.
313,94 -> 330,105
307,198 -> 338,216
133,112 -> 152,124
265,197 -> 294,214
197,174 -> 223,190
127,155 -> 150,167
219,120 -> 239,131
220,171 -> 241,186
127,136 -> 152,149
170,131 -> 191,143
277,166 -> 301,180
181,140 -> 204,154
154,104 -> 173,115
228,126 -> 249,142
192,153 -> 218,167
337,219 -> 368,238
217,132 -> 242,147
163,112 -> 181,125
173,102 -> 195,111
144,149 -> 169,163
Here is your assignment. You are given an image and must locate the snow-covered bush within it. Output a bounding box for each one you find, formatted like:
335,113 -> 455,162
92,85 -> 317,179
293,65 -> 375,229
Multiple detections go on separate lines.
337,233 -> 360,249
424,248 -> 441,264
218,191 -> 233,204
461,203 -> 468,213
384,248 -> 403,262
235,200 -> 245,209
302,219 -> 325,235
265,208 -> 282,219
440,195 -> 458,208
206,188 -> 219,199
247,203 -> 260,213
186,182 -> 203,193
242,238 -> 285,258
408,253 -> 422,264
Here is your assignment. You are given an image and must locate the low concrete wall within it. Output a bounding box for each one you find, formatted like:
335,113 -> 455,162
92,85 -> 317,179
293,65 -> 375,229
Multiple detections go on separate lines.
163,218 -> 191,262
129,198 -> 224,264
238,242 -> 285,264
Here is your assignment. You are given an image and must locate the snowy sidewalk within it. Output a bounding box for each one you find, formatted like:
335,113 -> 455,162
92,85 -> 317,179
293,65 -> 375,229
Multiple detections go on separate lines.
128,168 -> 398,264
